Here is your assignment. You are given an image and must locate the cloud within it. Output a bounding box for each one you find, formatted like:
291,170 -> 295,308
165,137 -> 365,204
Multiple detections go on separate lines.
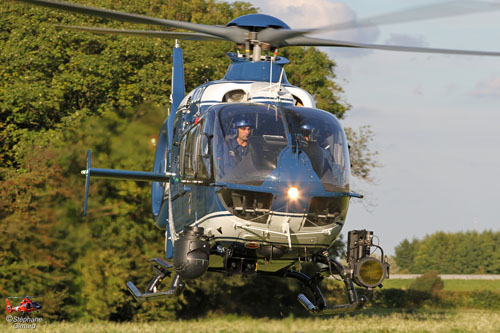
413,83 -> 424,96
251,0 -> 354,29
470,74 -> 500,97
249,0 -> 380,58
445,83 -> 459,95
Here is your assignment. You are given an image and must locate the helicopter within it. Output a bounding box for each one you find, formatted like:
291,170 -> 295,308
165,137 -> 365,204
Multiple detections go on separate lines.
5,297 -> 42,315
15,0 -> 500,316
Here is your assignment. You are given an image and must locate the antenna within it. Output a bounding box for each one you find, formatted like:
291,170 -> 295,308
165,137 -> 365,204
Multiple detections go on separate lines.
269,55 -> 273,90
275,67 -> 285,105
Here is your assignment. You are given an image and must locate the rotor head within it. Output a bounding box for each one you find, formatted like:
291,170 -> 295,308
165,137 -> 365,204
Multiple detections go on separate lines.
226,14 -> 291,31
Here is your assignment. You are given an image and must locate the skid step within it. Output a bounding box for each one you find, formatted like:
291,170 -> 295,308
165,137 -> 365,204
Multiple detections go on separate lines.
126,281 -> 176,302
150,257 -> 173,270
126,258 -> 184,301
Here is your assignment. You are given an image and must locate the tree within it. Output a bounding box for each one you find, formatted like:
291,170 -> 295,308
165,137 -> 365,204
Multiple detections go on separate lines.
394,239 -> 418,273
409,271 -> 444,296
344,126 -> 378,182
0,0 -> 255,168
395,231 -> 500,274
281,47 -> 349,118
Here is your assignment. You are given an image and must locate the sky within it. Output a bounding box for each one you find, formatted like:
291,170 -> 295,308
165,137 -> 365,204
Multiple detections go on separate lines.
236,0 -> 500,254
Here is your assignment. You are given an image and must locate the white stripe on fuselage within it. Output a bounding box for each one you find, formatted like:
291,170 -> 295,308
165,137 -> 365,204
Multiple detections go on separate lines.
187,210 -> 342,249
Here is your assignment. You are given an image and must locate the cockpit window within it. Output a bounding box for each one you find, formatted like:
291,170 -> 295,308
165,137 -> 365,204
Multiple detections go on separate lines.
285,107 -> 350,190
213,104 -> 288,185
211,104 -> 349,190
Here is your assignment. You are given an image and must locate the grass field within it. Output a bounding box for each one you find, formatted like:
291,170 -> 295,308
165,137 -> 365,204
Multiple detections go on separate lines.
382,279 -> 500,292
2,310 -> 499,332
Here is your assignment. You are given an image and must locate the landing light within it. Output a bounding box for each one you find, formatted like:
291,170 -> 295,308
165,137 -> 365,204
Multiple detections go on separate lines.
288,187 -> 299,200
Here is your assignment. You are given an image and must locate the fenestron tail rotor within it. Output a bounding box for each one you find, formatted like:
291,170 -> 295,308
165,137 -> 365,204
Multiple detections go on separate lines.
16,0 -> 500,59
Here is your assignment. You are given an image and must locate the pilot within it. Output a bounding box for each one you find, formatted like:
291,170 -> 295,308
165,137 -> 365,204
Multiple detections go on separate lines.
300,123 -> 316,142
300,122 -> 329,177
227,117 -> 253,163
301,122 -> 330,149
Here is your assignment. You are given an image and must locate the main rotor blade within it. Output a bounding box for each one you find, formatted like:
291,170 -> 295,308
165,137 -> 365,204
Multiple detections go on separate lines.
283,36 -> 500,57
56,25 -> 225,41
316,0 -> 500,33
257,28 -> 314,46
15,0 -> 245,42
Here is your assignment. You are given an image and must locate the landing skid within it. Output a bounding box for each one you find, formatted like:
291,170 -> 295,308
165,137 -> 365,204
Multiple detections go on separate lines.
127,253 -> 366,315
283,252 -> 366,315
126,257 -> 185,301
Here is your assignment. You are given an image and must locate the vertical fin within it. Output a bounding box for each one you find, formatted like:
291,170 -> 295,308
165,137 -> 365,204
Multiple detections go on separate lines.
168,41 -> 185,156
164,41 -> 184,259
171,40 -> 185,113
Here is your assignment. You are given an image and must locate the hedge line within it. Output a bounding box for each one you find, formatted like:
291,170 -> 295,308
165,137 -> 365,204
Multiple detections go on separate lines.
362,288 -> 500,310
322,272 -> 500,311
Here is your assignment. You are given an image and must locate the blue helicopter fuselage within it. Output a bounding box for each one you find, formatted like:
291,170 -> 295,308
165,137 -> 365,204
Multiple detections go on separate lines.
151,49 -> 358,268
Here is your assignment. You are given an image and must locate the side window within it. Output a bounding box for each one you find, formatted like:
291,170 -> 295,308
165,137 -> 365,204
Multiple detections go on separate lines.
197,119 -> 210,180
181,125 -> 199,179
179,111 -> 215,182
172,111 -> 184,173
179,133 -> 188,178
190,86 -> 208,116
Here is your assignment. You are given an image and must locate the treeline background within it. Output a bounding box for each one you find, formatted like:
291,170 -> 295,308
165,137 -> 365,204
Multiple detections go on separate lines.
1,0 -> 498,322
394,231 -> 500,274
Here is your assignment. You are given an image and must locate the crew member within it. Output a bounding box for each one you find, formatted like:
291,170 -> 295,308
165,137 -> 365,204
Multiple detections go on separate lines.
300,122 -> 328,177
227,118 -> 253,162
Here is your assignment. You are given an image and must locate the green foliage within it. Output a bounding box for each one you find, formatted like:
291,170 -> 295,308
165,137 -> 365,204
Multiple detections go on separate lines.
381,278 -> 500,292
369,288 -> 500,311
394,239 -> 417,273
344,126 -> 378,182
327,278 -> 500,310
409,271 -> 444,297
0,107 -> 177,321
0,0 -> 256,168
394,231 -> 500,274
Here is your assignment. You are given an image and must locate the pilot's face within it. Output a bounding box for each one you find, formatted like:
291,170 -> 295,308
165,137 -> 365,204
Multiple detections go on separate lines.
237,126 -> 251,142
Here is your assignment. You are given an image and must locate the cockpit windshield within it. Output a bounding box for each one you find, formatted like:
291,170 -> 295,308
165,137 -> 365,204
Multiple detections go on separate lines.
212,104 -> 349,190
284,106 -> 350,190
213,104 -> 288,186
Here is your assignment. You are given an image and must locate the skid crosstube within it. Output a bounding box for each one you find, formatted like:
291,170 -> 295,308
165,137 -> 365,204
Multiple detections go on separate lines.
126,257 -> 184,302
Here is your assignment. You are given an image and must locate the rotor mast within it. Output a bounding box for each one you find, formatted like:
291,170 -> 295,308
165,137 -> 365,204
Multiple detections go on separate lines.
241,35 -> 277,62
225,14 -> 290,62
